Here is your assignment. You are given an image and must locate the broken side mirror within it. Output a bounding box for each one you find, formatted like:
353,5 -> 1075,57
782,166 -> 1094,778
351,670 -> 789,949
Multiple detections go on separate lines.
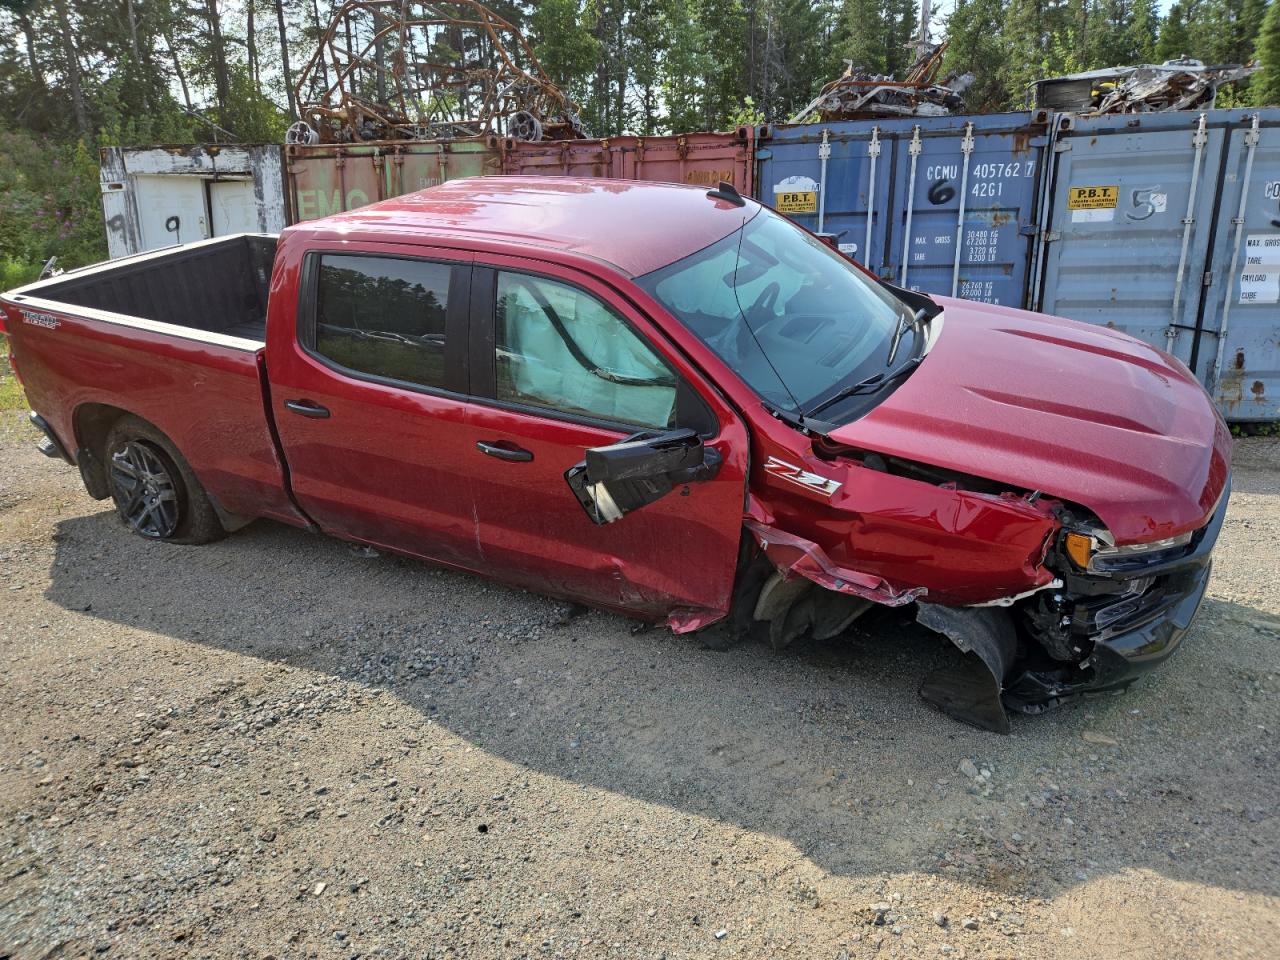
564,428 -> 722,524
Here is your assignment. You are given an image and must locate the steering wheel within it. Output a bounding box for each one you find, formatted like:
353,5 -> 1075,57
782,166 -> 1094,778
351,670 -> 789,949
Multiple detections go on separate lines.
744,281 -> 780,326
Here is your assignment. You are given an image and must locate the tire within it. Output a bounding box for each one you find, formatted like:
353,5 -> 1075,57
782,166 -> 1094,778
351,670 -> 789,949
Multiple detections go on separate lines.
103,415 -> 225,545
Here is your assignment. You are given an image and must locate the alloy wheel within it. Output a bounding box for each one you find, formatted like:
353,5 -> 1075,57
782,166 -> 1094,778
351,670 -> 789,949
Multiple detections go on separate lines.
109,441 -> 181,538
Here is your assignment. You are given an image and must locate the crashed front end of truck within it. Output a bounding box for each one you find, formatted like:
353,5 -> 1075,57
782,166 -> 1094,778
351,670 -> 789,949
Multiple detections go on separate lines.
732,448 -> 1228,734
632,201 -> 1231,734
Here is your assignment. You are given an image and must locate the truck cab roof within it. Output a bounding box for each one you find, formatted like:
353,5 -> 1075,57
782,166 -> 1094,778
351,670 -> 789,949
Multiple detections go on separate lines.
285,176 -> 756,277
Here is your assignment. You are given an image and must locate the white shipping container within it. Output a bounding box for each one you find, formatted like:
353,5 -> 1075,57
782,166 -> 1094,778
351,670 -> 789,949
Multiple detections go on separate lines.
99,144 -> 287,258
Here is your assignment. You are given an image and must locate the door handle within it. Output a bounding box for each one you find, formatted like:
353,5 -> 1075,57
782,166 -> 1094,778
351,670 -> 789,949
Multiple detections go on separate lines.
284,399 -> 330,419
476,441 -> 533,462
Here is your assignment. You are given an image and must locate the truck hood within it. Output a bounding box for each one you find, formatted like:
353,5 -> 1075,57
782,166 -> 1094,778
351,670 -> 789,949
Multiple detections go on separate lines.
827,297 -> 1231,544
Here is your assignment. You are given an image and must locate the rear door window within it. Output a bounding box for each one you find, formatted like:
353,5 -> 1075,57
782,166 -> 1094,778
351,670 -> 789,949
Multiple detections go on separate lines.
493,271 -> 679,429
311,254 -> 456,390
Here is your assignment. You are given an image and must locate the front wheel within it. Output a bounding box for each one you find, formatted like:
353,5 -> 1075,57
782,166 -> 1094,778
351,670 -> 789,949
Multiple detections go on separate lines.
104,416 -> 225,545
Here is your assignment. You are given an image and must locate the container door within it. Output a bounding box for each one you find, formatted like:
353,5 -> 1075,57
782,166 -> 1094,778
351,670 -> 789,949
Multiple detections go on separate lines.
756,124 -> 895,273
1037,112 -> 1226,370
884,114 -> 1046,306
1202,111 -> 1280,420
135,174 -> 209,250
208,179 -> 258,235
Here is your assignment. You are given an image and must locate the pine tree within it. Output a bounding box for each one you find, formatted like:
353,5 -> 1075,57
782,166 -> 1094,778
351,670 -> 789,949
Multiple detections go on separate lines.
1126,0 -> 1160,63
1156,3 -> 1192,61
944,0 -> 1011,110
1254,0 -> 1280,104
530,0 -> 599,110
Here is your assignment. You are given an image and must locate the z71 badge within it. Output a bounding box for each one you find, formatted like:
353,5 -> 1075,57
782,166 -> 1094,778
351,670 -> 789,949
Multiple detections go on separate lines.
763,456 -> 842,497
21,309 -> 60,329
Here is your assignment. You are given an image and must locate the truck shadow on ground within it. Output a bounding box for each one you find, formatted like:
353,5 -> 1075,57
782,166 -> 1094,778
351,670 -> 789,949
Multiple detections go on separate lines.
40,498 -> 1280,899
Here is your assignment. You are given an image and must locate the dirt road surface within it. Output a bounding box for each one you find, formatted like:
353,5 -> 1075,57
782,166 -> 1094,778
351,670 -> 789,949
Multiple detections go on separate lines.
1,414 -> 1277,959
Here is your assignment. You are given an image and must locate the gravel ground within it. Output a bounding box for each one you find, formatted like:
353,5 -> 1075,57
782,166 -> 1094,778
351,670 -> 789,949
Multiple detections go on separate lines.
0,416 -> 1277,959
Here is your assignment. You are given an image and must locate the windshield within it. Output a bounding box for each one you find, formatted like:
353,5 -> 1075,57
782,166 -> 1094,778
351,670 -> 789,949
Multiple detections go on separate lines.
636,208 -> 917,419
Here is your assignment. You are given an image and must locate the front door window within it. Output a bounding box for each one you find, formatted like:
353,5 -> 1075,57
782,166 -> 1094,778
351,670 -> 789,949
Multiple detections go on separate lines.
494,271 -> 678,429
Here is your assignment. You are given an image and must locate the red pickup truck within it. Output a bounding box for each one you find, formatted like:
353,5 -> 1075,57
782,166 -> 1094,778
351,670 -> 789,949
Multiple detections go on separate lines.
2,177 -> 1230,732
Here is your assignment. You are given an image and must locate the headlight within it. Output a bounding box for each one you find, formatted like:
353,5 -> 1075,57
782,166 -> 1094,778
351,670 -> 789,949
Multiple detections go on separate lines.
1064,529 -> 1194,573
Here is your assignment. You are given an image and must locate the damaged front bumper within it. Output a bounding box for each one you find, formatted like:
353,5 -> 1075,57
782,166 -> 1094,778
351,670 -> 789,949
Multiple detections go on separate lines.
921,476 -> 1229,731
1001,477 -> 1229,715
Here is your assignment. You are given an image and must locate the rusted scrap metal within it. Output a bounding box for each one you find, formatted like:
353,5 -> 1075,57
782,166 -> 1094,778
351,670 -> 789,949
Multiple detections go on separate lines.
288,1 -> 585,145
791,42 -> 972,123
1033,59 -> 1259,114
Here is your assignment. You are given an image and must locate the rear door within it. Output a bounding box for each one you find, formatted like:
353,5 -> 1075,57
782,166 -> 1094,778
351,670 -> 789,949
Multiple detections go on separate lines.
208,179 -> 259,236
135,174 -> 210,249
267,242 -> 482,569
463,254 -> 751,626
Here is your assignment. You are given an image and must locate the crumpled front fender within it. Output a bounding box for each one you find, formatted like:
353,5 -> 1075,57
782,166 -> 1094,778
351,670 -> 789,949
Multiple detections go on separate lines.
743,519 -> 927,606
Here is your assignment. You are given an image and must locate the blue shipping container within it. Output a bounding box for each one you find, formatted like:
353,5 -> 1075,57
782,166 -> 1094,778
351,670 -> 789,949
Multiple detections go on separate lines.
1035,108 -> 1280,421
754,112 -> 1050,308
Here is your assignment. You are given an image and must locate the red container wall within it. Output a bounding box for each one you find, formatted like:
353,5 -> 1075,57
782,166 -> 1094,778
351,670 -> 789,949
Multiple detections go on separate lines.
503,128 -> 753,195
287,139 -> 504,222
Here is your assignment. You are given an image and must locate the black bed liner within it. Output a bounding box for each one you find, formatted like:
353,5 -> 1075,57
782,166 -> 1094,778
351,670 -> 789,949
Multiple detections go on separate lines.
25,235 -> 277,343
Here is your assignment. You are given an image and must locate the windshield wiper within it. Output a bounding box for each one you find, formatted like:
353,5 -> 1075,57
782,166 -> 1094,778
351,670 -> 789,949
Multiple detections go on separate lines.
805,355 -> 925,418
886,307 -> 927,366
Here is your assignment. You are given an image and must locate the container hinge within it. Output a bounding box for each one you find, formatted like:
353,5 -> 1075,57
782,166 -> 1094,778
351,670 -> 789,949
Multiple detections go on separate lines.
1191,113 -> 1209,148
1018,222 -> 1036,237
1042,230 -> 1060,243
1053,141 -> 1072,152
1203,271 -> 1213,286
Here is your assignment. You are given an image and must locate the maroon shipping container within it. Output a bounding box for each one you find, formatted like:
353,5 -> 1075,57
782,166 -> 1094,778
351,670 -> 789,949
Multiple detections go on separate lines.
286,138 -> 504,222
502,128 -> 753,195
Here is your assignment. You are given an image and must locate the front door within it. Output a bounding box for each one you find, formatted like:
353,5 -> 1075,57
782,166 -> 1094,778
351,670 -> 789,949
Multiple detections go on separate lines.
462,255 -> 750,625
267,242 -> 482,569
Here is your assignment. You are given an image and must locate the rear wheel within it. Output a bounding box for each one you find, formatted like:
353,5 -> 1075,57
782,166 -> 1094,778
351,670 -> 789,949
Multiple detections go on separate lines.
104,416 -> 224,545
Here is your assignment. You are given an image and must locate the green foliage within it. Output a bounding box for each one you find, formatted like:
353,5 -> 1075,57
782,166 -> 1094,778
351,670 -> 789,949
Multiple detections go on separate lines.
1,259 -> 41,289
1156,2 -> 1192,61
944,0 -> 1013,111
0,129 -> 105,271
531,0 -> 600,106
221,64 -> 288,144
0,334 -> 28,413
1255,0 -> 1280,105
726,96 -> 766,127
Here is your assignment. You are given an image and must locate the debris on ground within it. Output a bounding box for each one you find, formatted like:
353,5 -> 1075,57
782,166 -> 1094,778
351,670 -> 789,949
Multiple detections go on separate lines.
791,42 -> 972,122
1033,59 -> 1258,114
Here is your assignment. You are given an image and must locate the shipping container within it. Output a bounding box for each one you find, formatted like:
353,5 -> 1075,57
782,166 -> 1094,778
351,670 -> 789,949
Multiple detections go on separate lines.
286,138 -> 504,222
503,129 -> 754,195
99,144 -> 287,259
754,112 -> 1051,308
1035,108 -> 1280,421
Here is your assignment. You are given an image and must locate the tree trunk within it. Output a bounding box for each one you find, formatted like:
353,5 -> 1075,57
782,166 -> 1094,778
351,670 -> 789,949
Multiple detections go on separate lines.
52,0 -> 89,135
310,0 -> 332,90
16,12 -> 45,89
125,0 -> 141,62
204,0 -> 231,118
274,0 -> 297,118
247,0 -> 259,87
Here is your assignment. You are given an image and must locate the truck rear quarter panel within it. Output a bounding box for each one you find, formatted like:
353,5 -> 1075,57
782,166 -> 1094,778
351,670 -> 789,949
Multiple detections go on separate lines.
1,300 -> 300,526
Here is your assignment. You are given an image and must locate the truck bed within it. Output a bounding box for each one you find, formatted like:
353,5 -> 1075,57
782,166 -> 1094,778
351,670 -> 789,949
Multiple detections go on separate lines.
0,232 -> 302,528
15,234 -> 277,344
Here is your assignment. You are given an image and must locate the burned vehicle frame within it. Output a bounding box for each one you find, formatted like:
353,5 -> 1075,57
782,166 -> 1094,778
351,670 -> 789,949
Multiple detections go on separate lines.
288,0 -> 586,145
